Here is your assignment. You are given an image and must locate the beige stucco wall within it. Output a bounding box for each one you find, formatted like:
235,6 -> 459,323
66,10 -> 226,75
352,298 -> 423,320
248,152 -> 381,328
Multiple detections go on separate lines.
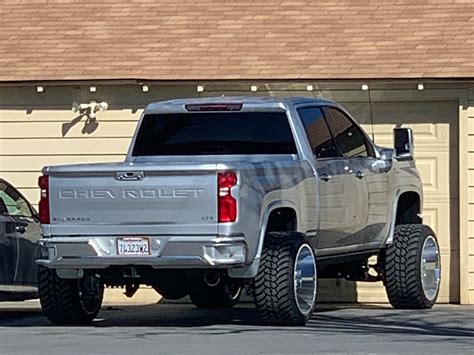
0,81 -> 472,304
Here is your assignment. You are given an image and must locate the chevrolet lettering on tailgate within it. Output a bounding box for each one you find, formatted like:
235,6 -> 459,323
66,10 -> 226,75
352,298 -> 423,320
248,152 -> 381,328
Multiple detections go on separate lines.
58,188 -> 205,200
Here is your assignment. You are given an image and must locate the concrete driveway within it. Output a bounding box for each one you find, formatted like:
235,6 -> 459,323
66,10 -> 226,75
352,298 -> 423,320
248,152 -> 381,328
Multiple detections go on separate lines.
1,300 -> 473,354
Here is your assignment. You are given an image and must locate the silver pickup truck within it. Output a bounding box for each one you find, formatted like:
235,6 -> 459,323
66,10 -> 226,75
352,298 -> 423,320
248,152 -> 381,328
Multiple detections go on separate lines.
37,97 -> 441,326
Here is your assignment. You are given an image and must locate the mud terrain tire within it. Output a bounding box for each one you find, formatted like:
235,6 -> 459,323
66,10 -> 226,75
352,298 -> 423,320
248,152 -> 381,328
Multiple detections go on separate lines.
38,266 -> 103,325
384,224 -> 441,309
253,232 -> 317,326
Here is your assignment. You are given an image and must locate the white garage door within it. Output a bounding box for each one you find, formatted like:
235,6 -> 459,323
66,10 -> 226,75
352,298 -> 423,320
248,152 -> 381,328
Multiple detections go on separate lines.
318,100 -> 459,304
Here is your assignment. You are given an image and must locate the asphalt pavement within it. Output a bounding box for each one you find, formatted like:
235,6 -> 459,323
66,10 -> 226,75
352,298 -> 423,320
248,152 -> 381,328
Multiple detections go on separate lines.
0,300 -> 473,354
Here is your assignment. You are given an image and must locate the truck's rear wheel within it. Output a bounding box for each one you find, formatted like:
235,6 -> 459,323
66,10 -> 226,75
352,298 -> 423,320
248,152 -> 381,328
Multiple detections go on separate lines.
189,276 -> 241,309
152,282 -> 189,300
38,266 -> 103,325
253,232 -> 317,326
384,224 -> 441,309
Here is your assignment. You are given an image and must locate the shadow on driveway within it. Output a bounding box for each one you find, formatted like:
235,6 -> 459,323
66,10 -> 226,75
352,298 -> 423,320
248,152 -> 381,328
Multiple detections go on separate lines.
1,301 -> 473,342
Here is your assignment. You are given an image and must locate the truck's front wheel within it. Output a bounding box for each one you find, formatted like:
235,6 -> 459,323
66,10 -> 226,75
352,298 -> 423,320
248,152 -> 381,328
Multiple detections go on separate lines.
38,266 -> 103,325
253,232 -> 317,326
384,224 -> 441,309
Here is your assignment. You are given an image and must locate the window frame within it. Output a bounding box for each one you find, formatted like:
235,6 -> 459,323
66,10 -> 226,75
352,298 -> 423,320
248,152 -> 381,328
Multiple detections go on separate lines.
321,105 -> 376,159
0,179 -> 36,218
296,106 -> 340,160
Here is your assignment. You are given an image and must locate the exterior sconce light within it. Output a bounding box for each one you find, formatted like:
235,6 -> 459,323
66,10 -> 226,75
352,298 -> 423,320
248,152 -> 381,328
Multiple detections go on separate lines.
72,101 -> 108,120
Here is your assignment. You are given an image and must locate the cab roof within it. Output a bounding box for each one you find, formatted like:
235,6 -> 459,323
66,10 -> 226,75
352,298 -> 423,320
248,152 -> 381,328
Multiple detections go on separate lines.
144,96 -> 338,113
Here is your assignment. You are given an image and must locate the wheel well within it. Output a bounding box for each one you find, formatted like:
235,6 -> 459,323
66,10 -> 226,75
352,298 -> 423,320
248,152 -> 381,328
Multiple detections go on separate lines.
265,208 -> 297,233
395,192 -> 422,225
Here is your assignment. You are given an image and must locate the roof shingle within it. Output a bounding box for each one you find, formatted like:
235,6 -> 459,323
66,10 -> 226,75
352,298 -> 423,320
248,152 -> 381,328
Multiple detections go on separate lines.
0,0 -> 473,82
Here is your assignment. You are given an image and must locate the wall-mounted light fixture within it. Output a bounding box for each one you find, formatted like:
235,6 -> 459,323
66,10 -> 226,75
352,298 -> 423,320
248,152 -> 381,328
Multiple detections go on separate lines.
417,83 -> 424,91
36,86 -> 44,93
89,86 -> 97,93
250,85 -> 258,92
306,85 -> 314,92
72,101 -> 108,120
197,85 -> 204,92
142,85 -> 149,92
361,84 -> 369,91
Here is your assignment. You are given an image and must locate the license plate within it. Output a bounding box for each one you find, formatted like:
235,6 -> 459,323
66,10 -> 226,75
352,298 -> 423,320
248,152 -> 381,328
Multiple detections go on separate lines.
117,238 -> 150,256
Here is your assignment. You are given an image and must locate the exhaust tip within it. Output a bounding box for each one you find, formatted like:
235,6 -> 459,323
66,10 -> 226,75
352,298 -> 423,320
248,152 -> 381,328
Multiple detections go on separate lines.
204,271 -> 220,287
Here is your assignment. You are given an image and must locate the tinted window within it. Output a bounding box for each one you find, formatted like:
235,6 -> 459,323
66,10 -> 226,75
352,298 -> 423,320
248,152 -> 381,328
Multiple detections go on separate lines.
297,107 -> 338,158
324,107 -> 370,158
132,112 -> 297,156
0,182 -> 32,217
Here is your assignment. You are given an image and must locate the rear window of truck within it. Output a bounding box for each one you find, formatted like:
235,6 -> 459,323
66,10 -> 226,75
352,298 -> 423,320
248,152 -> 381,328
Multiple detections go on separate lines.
132,112 -> 297,156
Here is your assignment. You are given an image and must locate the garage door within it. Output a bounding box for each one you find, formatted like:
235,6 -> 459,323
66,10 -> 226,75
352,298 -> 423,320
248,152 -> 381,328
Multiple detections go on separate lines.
318,100 -> 459,304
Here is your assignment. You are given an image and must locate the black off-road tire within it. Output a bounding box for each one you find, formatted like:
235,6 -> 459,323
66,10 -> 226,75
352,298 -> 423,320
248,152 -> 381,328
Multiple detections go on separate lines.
253,232 -> 317,326
189,278 -> 241,309
384,224 -> 441,309
38,266 -> 104,325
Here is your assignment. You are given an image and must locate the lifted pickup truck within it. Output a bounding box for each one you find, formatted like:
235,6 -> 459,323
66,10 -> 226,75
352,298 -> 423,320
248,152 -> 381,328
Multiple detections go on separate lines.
37,97 -> 441,326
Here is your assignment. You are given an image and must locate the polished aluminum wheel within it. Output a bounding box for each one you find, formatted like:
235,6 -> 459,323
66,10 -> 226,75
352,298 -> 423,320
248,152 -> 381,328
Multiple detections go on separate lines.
420,235 -> 441,301
225,285 -> 242,301
293,244 -> 317,315
78,274 -> 103,315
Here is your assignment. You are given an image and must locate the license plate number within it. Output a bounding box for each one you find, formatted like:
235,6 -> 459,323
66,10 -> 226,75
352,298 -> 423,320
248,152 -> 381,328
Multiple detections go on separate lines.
117,238 -> 150,256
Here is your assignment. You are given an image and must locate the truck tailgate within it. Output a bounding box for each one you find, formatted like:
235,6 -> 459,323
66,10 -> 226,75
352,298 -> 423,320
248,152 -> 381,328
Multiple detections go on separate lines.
46,163 -> 218,236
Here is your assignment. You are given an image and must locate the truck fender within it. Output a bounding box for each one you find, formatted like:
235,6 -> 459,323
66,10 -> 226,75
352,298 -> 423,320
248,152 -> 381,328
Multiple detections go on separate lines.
228,200 -> 297,279
383,187 -> 422,246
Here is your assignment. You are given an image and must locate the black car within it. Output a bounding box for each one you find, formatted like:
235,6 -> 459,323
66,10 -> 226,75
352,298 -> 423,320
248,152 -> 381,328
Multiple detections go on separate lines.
0,178 -> 41,301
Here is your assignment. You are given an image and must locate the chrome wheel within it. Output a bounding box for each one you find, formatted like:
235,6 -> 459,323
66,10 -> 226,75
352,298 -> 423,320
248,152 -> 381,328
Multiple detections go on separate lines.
420,235 -> 441,301
78,274 -> 103,315
293,244 -> 317,315
225,285 -> 241,301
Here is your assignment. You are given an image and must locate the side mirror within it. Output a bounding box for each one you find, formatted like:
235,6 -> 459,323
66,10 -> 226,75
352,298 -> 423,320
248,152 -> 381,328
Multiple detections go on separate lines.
394,128 -> 414,161
378,148 -> 394,173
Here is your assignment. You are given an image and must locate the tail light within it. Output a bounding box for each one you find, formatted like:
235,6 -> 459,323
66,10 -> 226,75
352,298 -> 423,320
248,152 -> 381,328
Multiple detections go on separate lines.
38,174 -> 50,224
218,171 -> 237,223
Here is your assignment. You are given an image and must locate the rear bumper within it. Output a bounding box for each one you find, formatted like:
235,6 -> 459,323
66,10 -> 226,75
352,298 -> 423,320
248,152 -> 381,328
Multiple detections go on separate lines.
37,235 -> 248,269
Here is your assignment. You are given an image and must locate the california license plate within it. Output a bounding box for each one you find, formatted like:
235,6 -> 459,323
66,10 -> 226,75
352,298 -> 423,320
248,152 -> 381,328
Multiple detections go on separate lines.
117,237 -> 150,256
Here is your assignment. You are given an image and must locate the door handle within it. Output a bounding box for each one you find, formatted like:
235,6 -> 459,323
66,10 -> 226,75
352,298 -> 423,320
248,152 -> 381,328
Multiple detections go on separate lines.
355,170 -> 365,179
319,173 -> 332,182
16,225 -> 27,234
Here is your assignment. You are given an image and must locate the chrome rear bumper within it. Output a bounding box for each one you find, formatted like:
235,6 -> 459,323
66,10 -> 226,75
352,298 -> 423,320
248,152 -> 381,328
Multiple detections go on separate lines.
37,235 -> 248,269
